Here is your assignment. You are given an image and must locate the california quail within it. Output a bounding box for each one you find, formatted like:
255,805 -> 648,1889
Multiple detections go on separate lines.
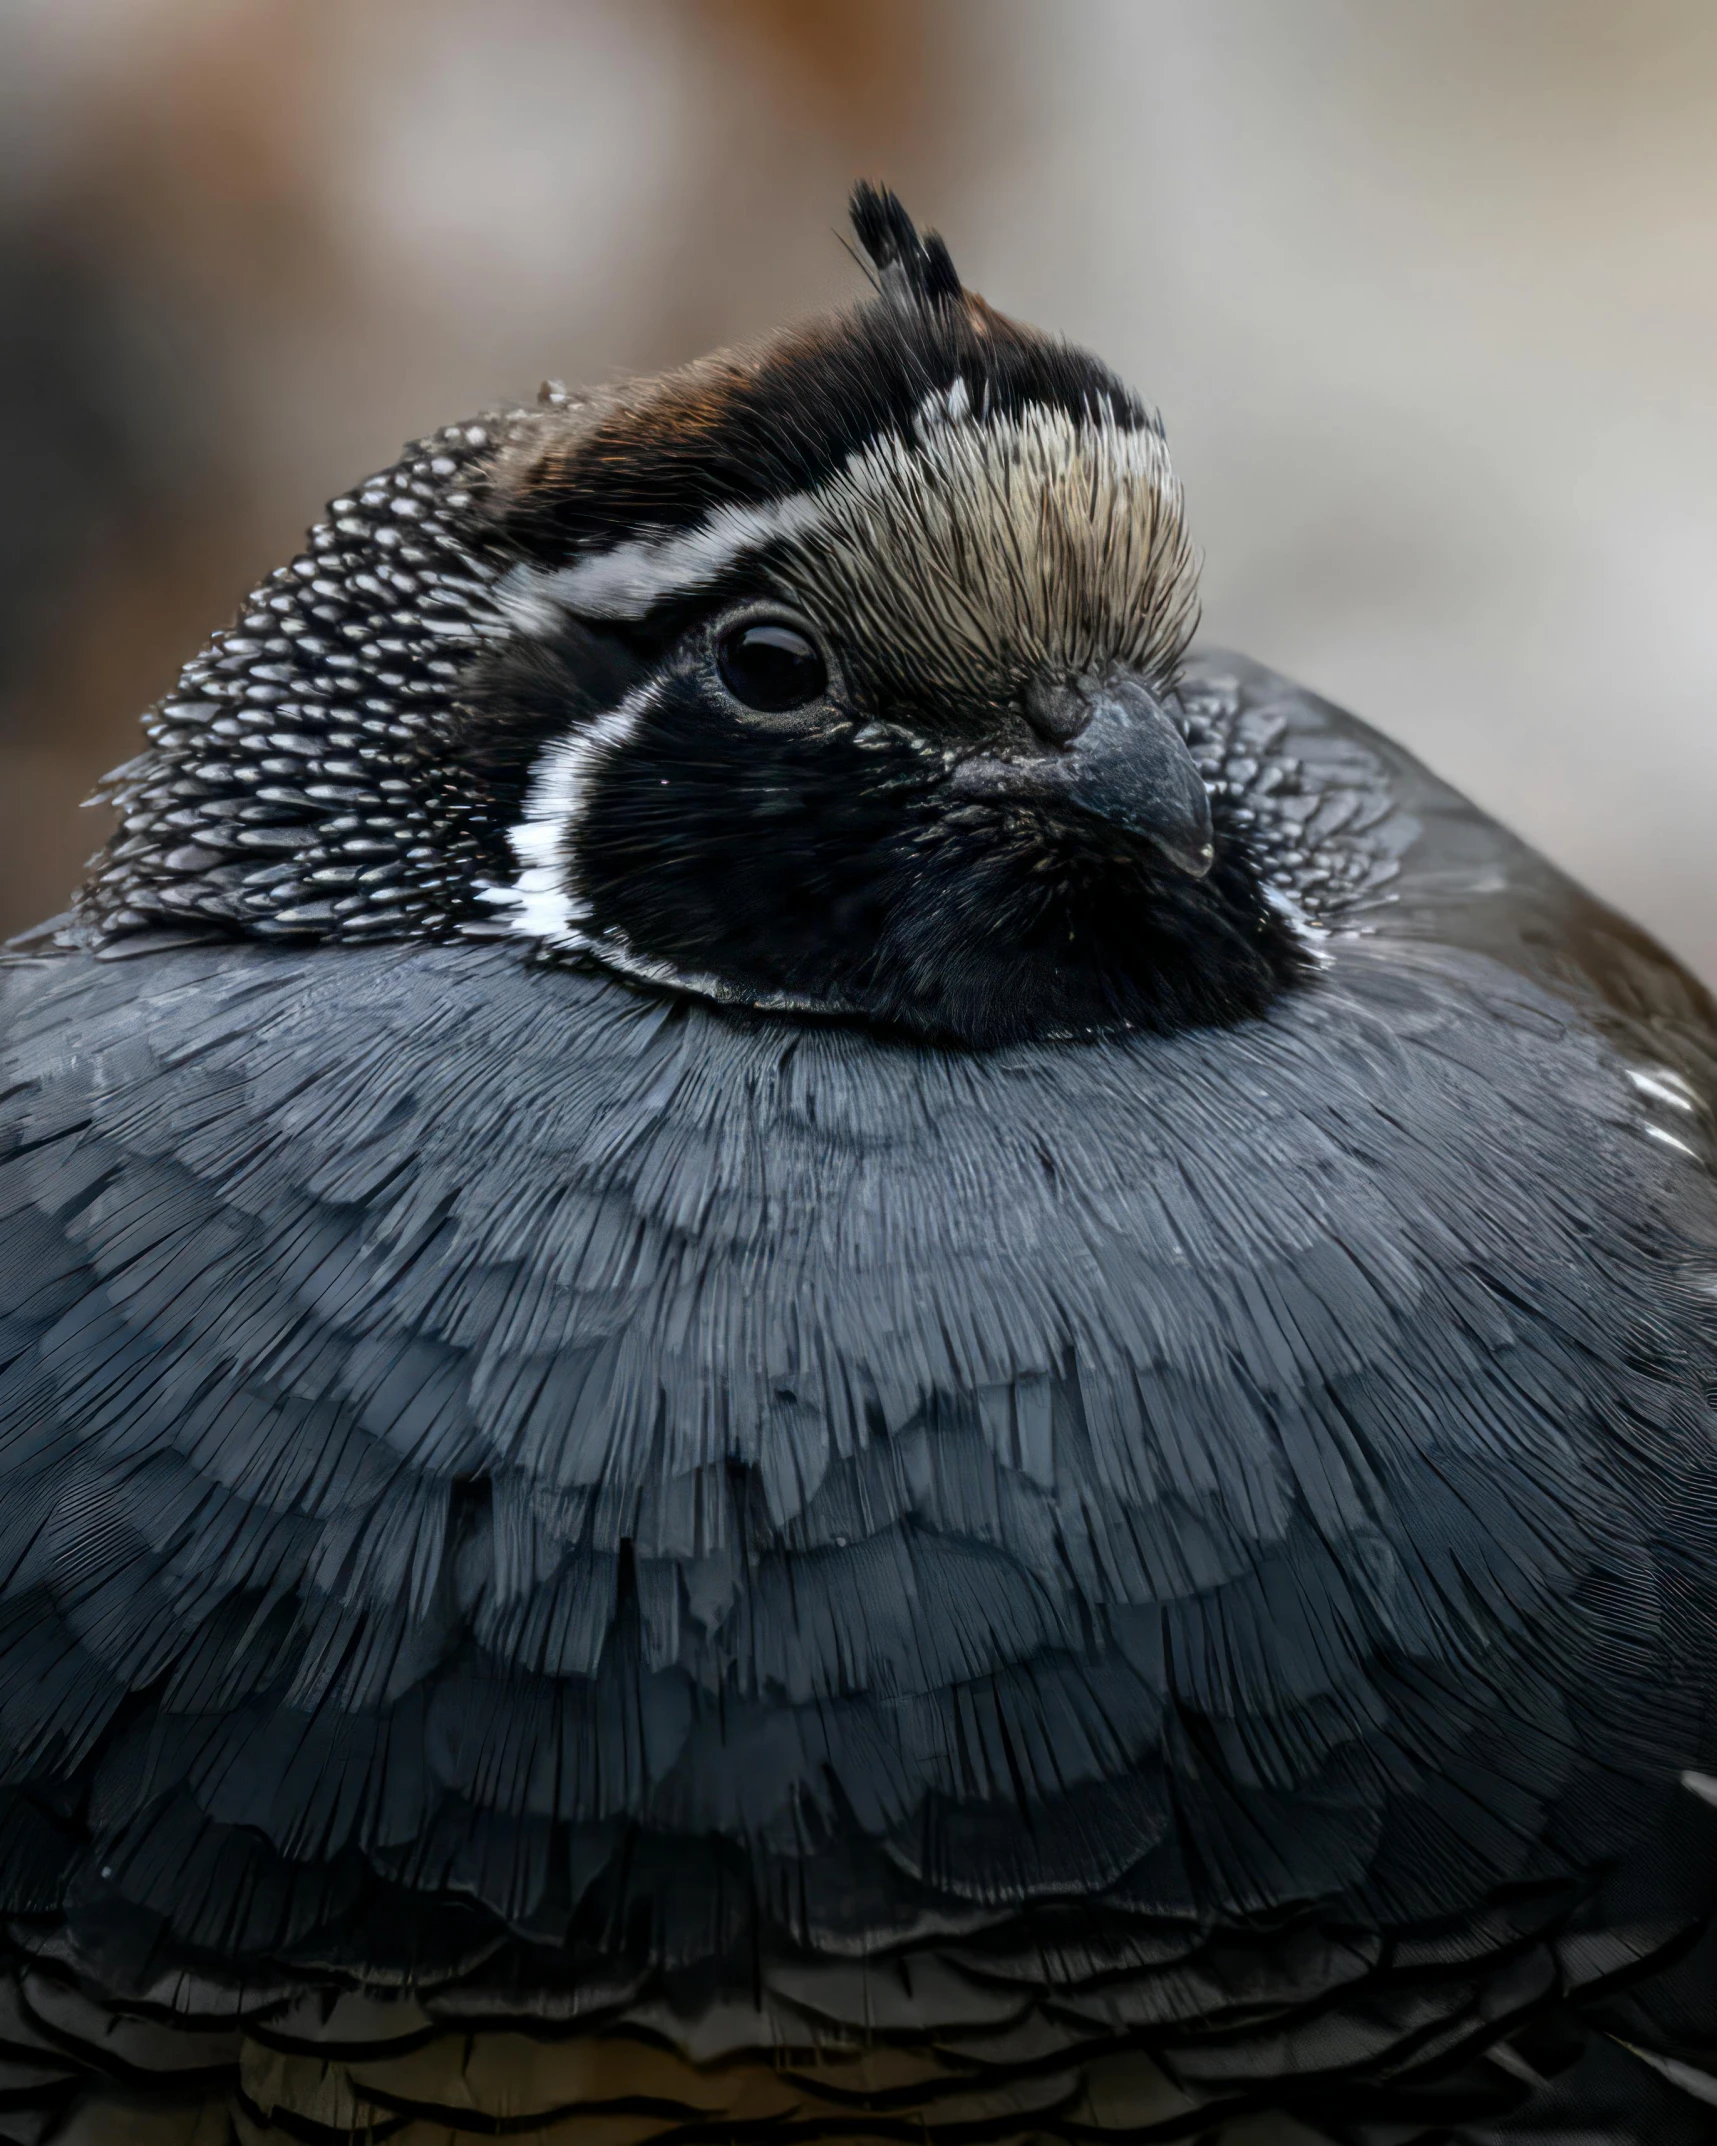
4,185 -> 1717,2145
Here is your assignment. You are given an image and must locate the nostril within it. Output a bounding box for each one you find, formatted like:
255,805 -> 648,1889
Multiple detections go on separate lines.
1022,678 -> 1094,749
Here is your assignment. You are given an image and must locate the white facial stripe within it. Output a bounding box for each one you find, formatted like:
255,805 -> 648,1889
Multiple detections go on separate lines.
479,684 -> 841,1009
479,681 -> 658,945
496,492 -> 825,630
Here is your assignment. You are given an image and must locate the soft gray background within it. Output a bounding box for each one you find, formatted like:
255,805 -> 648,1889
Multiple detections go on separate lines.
2,1 -> 1713,974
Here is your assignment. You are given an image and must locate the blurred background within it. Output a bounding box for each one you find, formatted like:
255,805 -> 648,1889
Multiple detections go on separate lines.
1,0 -> 1714,969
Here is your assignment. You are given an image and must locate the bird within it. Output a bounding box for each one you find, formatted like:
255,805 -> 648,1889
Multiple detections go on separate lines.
2,181 -> 1717,2146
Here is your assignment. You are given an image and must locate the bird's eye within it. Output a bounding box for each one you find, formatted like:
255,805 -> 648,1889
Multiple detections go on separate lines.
716,620 -> 828,713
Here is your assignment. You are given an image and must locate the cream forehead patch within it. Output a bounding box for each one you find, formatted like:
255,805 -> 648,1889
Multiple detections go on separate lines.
767,402 -> 1198,698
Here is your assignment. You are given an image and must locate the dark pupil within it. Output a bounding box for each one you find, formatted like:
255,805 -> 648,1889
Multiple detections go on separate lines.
717,621 -> 827,713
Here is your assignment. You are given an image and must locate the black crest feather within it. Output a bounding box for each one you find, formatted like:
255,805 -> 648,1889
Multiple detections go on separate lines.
849,181 -> 963,308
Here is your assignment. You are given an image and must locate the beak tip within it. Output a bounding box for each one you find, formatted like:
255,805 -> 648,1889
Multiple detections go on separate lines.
953,680 -> 1222,877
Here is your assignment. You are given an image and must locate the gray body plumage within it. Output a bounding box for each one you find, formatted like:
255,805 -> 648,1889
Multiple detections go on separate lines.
6,653 -> 1717,2142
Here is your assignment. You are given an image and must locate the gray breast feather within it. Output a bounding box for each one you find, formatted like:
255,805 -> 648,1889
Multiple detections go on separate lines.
2,923 -> 1714,1924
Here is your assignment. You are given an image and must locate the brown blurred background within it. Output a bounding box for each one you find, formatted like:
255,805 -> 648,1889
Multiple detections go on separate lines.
2,1 -> 1714,970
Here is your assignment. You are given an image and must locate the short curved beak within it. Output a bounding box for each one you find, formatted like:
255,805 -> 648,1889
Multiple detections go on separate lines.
950,675 -> 1215,879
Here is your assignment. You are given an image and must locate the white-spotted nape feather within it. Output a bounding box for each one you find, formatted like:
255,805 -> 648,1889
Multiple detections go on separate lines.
1260,878 -> 1331,962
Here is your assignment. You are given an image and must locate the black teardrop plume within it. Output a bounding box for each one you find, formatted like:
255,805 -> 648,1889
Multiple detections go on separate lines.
849,180 -> 963,307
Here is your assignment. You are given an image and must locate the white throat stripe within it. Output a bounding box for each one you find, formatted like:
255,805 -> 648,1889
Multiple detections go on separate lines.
478,680 -> 659,945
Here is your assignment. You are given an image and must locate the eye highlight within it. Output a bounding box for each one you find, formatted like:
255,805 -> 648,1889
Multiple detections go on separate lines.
716,620 -> 828,713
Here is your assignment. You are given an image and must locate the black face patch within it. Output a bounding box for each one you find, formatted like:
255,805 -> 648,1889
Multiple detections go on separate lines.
564,652 -> 1306,1048
574,672 -> 925,1008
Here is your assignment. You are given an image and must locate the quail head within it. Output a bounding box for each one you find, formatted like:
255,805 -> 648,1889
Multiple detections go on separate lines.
5,186 -> 1717,2146
82,185 -> 1314,1049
